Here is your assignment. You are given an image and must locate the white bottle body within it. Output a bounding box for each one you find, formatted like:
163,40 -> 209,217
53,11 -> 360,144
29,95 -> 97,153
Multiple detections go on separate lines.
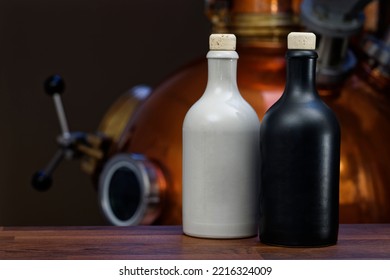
182,50 -> 260,238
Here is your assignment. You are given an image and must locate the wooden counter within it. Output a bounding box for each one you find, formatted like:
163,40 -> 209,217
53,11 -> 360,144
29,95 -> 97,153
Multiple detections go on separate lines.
1,224 -> 389,259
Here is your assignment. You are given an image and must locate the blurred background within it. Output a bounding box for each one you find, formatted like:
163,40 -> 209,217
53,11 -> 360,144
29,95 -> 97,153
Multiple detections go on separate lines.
1,0 -> 389,226
0,0 -> 210,225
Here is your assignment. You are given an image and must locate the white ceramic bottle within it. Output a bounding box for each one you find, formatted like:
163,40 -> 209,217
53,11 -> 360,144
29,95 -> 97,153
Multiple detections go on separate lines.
182,34 -> 260,238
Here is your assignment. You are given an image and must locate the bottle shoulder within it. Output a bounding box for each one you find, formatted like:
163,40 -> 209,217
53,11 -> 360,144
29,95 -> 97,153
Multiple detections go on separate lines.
183,94 -> 260,130
262,97 -> 340,133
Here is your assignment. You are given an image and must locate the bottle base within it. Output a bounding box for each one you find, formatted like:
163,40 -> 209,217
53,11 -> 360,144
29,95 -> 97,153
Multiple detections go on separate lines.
259,226 -> 339,247
259,238 -> 337,248
183,222 -> 257,239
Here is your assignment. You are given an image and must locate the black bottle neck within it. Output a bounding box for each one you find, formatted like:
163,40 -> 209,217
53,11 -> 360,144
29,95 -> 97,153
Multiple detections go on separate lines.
284,50 -> 318,99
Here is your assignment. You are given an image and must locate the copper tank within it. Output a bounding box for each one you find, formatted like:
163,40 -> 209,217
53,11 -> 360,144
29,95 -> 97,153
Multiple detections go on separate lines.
84,0 -> 390,225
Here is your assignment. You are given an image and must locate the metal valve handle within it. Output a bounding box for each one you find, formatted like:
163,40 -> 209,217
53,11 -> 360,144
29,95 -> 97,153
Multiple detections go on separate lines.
31,75 -> 87,191
31,75 -> 109,191
31,75 -> 70,191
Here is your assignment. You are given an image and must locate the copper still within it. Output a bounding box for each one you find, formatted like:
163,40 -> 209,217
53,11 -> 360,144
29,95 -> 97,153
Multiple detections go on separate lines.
33,0 -> 390,225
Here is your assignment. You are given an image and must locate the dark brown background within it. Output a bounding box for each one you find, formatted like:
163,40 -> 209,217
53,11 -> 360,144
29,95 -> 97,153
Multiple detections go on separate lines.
0,0 -> 210,225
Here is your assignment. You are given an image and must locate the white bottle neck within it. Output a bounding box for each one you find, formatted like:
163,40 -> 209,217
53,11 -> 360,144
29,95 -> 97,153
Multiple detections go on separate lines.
204,50 -> 239,97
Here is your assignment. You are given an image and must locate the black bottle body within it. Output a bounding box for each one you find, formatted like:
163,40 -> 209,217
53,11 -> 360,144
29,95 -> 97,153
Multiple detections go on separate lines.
259,50 -> 340,247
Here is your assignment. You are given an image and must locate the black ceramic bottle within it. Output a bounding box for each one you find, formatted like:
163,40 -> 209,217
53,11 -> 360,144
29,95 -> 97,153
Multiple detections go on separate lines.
259,32 -> 340,247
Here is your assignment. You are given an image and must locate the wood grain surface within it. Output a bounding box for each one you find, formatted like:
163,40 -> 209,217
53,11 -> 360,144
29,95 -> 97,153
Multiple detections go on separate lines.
1,224 -> 389,260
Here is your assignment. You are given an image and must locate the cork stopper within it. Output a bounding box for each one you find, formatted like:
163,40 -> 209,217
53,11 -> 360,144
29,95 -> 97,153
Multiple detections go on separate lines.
209,34 -> 236,51
287,32 -> 316,50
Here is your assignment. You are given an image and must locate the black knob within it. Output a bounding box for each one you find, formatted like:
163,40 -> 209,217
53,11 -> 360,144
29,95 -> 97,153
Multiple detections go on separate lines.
31,171 -> 53,191
44,75 -> 65,96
